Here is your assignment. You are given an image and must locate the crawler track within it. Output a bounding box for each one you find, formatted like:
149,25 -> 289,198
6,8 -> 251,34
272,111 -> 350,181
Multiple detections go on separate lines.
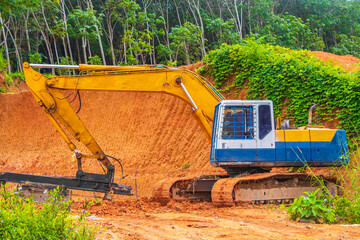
212,173 -> 338,207
153,173 -> 338,207
152,177 -> 193,203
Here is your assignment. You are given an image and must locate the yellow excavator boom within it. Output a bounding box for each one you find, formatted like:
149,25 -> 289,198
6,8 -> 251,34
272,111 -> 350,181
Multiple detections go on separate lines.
23,62 -> 224,168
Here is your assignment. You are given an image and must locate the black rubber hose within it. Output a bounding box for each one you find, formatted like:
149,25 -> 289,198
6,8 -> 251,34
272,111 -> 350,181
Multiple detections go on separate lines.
76,91 -> 81,113
105,154 -> 124,183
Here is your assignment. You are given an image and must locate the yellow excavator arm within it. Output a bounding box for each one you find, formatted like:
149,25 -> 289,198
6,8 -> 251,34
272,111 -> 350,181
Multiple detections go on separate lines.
23,62 -> 224,168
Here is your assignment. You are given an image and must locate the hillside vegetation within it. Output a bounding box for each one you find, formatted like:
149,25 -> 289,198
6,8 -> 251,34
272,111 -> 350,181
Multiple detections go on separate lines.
199,40 -> 360,146
1,0 -> 360,73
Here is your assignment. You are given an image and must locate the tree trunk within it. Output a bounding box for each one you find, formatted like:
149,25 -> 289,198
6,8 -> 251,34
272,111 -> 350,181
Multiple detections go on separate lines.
95,25 -> 106,65
25,10 -> 31,52
104,11 -> 116,65
81,37 -> 87,64
194,0 -> 206,56
76,39 -> 81,64
248,0 -> 251,33
87,38 -> 92,58
5,25 -> 22,72
60,0 -> 74,65
124,41 -> 127,64
234,0 -> 243,38
31,12 -> 54,73
62,37 -> 68,59
0,13 -> 11,72
66,33 -> 74,65
188,0 -> 206,57
54,36 -> 59,64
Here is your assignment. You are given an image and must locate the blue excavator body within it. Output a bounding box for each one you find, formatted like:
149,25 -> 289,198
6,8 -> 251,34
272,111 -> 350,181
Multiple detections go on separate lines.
210,100 -> 349,170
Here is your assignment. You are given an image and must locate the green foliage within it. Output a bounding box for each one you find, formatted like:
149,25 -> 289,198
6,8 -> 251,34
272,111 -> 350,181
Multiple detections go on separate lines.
6,72 -> 24,81
0,87 -> 6,93
106,0 -> 162,65
182,163 -> 190,169
205,17 -> 241,49
3,0 -> 360,70
331,145 -> 360,223
28,52 -> 42,64
287,189 -> 335,223
166,60 -> 177,67
168,22 -> 203,65
56,56 -> 74,75
253,13 -> 325,50
199,41 -> 360,145
0,184 -> 95,239
286,145 -> 360,224
330,34 -> 360,58
0,47 -> 8,72
88,55 -> 103,65
3,71 -> 24,87
67,7 -> 102,41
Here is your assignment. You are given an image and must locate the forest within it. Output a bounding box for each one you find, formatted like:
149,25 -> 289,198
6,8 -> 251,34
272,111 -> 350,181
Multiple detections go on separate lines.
1,0 -> 360,72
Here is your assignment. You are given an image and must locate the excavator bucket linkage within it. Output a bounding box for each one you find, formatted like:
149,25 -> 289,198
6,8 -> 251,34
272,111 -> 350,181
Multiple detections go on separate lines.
0,171 -> 132,195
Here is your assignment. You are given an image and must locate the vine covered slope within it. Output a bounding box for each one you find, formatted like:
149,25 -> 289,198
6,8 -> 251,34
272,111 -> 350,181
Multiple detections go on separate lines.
199,41 -> 360,145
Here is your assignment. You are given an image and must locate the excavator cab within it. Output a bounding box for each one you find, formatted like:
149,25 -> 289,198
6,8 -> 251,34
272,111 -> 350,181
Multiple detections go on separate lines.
210,100 -> 275,168
210,100 -> 349,171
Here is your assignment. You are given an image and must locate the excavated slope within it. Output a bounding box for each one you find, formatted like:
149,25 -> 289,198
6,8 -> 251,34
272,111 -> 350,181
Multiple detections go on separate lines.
1,52 -> 358,198
0,91 -> 224,197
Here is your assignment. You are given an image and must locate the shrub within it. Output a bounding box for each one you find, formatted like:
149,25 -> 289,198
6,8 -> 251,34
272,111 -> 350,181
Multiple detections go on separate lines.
286,145 -> 360,224
88,55 -> 103,65
56,56 -> 75,75
286,189 -> 335,223
28,52 -> 42,64
182,163 -> 190,169
0,184 -> 96,239
0,47 -> 8,72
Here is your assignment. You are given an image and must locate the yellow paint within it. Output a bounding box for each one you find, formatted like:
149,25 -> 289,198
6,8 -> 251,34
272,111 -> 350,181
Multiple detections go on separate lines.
284,130 -> 310,142
309,129 -> 336,142
23,63 -> 224,166
275,130 -> 285,141
275,129 -> 336,142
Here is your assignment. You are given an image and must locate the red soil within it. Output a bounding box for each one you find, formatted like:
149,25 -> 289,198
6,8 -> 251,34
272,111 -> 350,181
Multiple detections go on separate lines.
312,51 -> 360,71
70,199 -> 360,239
1,51 -> 356,196
0,90 -> 224,197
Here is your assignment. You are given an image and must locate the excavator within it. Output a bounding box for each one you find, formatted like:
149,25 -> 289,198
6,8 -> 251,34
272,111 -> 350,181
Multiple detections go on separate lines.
0,62 -> 349,206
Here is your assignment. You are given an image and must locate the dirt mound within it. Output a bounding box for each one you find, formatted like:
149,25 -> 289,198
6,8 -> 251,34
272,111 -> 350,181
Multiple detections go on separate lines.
179,62 -> 204,72
0,90 -> 224,197
311,51 -> 360,71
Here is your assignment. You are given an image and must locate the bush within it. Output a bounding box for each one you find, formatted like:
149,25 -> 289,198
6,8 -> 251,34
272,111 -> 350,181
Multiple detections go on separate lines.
0,47 -> 8,72
28,52 -> 42,64
286,145 -> 360,224
56,56 -> 75,75
286,189 -> 335,223
88,55 -> 103,65
0,184 -> 96,239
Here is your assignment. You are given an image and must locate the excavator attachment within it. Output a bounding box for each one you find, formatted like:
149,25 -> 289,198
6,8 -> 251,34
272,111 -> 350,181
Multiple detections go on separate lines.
0,171 -> 132,196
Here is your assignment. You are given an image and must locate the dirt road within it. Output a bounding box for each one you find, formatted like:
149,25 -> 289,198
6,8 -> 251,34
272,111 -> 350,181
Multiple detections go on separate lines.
72,199 -> 360,240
